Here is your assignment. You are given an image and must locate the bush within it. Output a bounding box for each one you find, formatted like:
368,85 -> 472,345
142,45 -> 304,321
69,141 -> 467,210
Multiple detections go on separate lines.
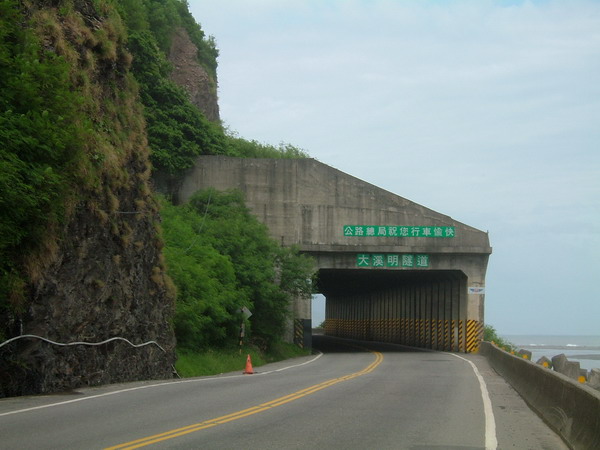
483,324 -> 516,352
0,0 -> 87,316
225,130 -> 309,159
160,190 -> 314,351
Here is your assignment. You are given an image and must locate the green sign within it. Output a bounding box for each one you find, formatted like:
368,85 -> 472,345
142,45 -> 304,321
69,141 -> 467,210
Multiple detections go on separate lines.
343,225 -> 455,238
357,254 -> 429,268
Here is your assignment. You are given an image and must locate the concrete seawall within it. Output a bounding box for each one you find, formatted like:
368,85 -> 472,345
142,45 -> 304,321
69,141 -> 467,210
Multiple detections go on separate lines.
480,341 -> 600,449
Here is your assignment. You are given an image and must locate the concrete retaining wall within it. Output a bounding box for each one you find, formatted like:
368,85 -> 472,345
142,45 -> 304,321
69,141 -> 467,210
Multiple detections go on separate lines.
480,341 -> 600,449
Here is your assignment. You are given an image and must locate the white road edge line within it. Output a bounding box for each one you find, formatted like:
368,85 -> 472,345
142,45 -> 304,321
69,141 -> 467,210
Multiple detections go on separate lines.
0,352 -> 323,418
450,353 -> 498,450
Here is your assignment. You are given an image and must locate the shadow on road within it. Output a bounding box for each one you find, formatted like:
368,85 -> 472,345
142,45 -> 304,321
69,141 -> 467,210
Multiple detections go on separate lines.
312,334 -> 427,354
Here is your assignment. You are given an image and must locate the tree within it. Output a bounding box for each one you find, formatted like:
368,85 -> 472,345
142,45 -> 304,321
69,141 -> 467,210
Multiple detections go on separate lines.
160,189 -> 315,350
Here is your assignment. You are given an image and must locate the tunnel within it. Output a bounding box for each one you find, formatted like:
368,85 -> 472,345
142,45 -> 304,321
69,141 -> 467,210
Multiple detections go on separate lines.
316,269 -> 481,353
179,156 -> 492,353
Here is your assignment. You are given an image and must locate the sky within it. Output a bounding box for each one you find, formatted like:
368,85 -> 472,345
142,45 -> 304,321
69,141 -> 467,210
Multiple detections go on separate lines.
187,0 -> 600,336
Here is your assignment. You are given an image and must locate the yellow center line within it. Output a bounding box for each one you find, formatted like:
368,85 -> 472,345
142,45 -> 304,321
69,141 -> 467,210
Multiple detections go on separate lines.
105,349 -> 384,449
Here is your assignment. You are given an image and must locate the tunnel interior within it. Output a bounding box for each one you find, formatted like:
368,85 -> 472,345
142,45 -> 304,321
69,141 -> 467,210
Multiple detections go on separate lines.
315,268 -> 479,352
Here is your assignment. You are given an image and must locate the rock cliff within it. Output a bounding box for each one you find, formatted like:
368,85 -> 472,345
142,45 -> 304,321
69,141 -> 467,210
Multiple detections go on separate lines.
0,0 -> 176,397
3,171 -> 176,396
168,27 -> 220,122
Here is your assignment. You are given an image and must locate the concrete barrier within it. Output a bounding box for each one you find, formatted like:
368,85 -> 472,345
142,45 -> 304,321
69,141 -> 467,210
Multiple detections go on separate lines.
590,369 -> 600,389
480,341 -> 600,449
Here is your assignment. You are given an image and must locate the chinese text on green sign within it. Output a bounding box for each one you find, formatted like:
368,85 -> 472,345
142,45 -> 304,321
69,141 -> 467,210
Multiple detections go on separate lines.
357,254 -> 430,268
343,225 -> 455,238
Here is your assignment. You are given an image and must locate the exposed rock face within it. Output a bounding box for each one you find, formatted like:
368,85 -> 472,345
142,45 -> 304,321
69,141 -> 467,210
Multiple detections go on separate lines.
168,27 -> 220,122
0,165 -> 176,397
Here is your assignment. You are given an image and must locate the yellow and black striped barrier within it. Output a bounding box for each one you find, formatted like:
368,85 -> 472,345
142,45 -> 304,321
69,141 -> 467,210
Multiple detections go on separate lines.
466,319 -> 483,353
437,319 -> 444,350
458,320 -> 464,352
294,319 -> 304,348
324,318 -> 483,353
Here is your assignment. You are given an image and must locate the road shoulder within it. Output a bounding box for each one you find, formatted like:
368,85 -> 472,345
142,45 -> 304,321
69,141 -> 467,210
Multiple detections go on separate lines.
467,354 -> 569,449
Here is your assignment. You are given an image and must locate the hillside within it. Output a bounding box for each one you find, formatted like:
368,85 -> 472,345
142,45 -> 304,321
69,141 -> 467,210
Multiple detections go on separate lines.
0,0 -> 313,397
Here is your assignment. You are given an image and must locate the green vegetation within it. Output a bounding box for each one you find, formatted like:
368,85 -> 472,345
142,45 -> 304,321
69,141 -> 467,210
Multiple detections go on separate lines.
225,129 -> 309,159
0,0 -> 164,333
175,343 -> 309,377
161,189 -> 314,352
483,324 -> 516,352
118,0 -> 226,176
0,0 -> 89,320
127,29 -> 226,174
118,0 -> 218,80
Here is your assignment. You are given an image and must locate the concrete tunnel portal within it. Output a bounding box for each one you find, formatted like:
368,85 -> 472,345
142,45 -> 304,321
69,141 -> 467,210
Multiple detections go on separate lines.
179,156 -> 492,353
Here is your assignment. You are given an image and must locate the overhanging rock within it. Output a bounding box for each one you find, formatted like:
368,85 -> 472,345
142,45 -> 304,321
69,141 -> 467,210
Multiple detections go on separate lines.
180,156 -> 492,352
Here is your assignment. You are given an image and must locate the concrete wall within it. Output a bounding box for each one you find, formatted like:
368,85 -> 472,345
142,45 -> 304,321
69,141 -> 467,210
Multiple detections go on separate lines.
480,342 -> 600,449
180,157 -> 491,254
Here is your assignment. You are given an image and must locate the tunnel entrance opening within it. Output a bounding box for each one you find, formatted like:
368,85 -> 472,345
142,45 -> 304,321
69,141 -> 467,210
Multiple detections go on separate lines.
311,293 -> 326,329
315,269 -> 474,352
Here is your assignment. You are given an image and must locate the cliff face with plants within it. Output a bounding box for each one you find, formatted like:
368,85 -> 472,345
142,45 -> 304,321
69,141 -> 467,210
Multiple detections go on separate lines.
168,27 -> 220,122
0,0 -> 177,396
1,0 -> 314,398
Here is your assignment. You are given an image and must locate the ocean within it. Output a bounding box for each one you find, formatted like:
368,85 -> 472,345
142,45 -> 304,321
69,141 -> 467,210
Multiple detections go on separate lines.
502,335 -> 600,371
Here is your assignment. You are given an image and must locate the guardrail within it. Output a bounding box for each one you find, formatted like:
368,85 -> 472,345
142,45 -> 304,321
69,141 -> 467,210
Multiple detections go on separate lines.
480,341 -> 600,449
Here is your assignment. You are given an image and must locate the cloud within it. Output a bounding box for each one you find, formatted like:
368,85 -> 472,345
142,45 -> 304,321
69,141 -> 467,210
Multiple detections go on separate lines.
189,0 -> 600,334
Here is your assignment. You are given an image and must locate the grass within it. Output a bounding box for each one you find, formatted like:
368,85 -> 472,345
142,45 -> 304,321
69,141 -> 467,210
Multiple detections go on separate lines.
175,343 -> 310,377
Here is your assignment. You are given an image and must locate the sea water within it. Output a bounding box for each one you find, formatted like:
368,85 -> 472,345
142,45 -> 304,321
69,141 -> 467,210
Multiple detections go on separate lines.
503,335 -> 600,371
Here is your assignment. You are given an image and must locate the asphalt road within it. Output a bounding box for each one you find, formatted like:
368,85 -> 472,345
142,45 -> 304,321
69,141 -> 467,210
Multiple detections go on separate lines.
0,335 -> 567,449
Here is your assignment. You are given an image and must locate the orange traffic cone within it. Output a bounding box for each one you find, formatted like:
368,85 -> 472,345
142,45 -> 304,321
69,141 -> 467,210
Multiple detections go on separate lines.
243,354 -> 254,374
